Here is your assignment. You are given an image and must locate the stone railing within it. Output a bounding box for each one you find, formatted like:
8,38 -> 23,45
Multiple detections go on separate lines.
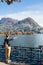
0,45 -> 43,65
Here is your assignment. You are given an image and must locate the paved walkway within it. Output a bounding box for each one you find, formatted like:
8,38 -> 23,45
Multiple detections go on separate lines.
0,62 -> 29,65
0,62 -> 8,65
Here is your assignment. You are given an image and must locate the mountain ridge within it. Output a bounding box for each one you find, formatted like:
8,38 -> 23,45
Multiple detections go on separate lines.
0,17 -> 41,32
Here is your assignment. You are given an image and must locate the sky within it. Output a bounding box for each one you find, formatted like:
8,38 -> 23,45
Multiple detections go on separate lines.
0,0 -> 43,27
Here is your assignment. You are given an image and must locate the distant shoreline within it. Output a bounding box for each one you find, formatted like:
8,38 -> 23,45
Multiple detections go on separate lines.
0,31 -> 36,35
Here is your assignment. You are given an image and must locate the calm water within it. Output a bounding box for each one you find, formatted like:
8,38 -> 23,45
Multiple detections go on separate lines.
0,34 -> 43,47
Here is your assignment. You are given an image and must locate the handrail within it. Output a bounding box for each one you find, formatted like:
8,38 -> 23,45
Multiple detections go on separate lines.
0,45 -> 43,64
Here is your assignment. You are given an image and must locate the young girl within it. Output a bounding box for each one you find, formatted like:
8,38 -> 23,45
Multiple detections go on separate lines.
5,43 -> 11,63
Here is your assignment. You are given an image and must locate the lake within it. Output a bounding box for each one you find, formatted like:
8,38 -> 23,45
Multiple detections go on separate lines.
0,34 -> 43,47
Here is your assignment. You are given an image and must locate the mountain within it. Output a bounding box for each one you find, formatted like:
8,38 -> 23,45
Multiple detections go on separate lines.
15,17 -> 40,32
0,18 -> 18,24
0,17 -> 41,32
0,18 -> 18,32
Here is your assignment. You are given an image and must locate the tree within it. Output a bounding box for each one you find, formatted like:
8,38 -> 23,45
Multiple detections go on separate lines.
1,0 -> 21,5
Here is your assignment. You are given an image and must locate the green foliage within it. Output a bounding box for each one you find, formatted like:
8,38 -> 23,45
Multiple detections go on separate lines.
1,0 -> 21,5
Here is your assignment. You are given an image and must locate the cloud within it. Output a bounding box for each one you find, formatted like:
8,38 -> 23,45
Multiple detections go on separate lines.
0,2 -> 43,26
27,3 -> 43,11
0,10 -> 43,27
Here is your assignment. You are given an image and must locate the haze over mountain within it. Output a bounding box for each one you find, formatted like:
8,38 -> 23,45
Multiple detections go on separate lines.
0,17 -> 41,32
0,18 -> 18,24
